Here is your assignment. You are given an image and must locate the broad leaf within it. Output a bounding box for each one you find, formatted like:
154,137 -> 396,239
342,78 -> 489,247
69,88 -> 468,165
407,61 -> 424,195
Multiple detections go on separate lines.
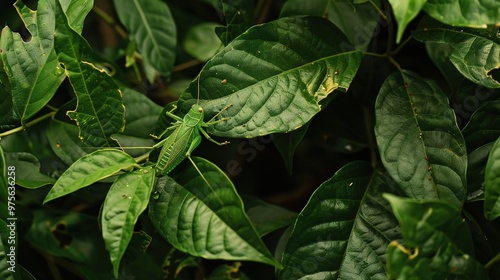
177,16 -> 362,138
1,0 -> 65,123
114,0 -> 176,77
59,0 -> 94,33
273,123 -> 310,173
149,157 -> 280,267
43,149 -> 138,203
4,152 -> 56,189
485,137 -> 500,220
122,87 -> 163,138
277,161 -> 402,279
46,120 -> 90,166
414,18 -> 500,88
388,0 -> 427,43
215,0 -> 255,45
375,70 -> 467,207
384,194 -> 487,279
423,0 -> 500,27
280,0 -> 381,51
102,166 -> 155,278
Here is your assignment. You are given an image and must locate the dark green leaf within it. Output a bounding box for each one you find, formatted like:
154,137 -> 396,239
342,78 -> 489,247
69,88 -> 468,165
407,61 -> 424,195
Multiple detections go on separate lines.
423,0 -> 500,27
178,16 -> 362,138
0,0 -> 65,123
149,157 -> 280,267
273,123 -> 310,174
102,166 -> 155,277
384,194 -> 487,279
122,87 -> 163,138
280,0 -> 381,51
414,18 -> 500,88
208,262 -> 250,280
43,149 -> 138,203
0,219 -> 20,280
375,70 -> 467,207
114,0 -> 176,77
277,161 -> 402,279
46,120 -> 90,166
4,152 -> 56,189
215,0 -> 255,45
485,137 -> 500,220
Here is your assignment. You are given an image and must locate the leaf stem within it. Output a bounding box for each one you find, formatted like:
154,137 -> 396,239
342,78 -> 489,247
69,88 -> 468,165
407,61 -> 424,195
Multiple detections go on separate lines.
92,5 -> 128,39
368,0 -> 388,21
363,105 -> 378,168
0,112 -> 56,139
392,35 -> 414,56
485,251 -> 500,269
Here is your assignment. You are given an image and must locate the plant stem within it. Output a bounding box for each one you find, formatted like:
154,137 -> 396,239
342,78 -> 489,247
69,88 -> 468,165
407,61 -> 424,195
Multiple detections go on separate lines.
369,0 -> 388,21
363,105 -> 378,168
485,251 -> 500,269
0,112 -> 56,139
92,5 -> 128,39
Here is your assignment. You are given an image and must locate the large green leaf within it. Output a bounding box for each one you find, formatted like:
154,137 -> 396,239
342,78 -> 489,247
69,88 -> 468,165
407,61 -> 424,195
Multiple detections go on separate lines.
388,0 -> 427,43
114,0 -> 176,77
423,0 -> 500,27
25,209 -> 115,278
149,157 -> 280,267
43,149 -> 138,203
375,70 -> 467,207
0,0 -> 65,123
384,194 -> 487,279
277,161 -> 402,279
485,137 -> 500,220
280,0 -> 381,51
54,0 -> 125,147
102,166 -> 155,278
177,16 -> 362,138
414,18 -> 500,88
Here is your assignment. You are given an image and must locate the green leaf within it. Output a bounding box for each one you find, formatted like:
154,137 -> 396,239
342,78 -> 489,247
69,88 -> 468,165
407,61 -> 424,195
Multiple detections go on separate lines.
0,0 -> 66,123
277,161 -> 402,279
0,219 -> 20,280
0,146 -> 9,220
215,0 -> 255,45
388,0 -> 427,43
178,16 -> 362,138
25,209 -> 115,278
59,0 -> 94,34
149,157 -> 280,267
242,195 -> 298,237
375,70 -> 467,207
184,23 -> 222,62
4,152 -> 56,189
43,149 -> 138,203
414,18 -> 500,88
114,0 -> 177,77
46,120 -> 90,166
280,0 -> 381,51
384,194 -> 487,279
122,87 -> 163,138
485,137 -> 500,220
273,122 -> 310,174
423,0 -> 500,27
102,166 -> 155,278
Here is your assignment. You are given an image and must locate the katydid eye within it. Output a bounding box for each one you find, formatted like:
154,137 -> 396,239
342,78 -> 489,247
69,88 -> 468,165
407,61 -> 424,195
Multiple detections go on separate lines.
198,107 -> 203,113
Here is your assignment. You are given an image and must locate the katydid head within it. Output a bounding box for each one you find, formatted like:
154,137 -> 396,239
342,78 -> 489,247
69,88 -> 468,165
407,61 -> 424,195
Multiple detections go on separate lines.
183,104 -> 205,126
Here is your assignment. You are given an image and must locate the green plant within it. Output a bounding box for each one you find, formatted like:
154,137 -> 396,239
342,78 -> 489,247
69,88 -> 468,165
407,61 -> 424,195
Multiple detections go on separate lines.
1,0 -> 500,279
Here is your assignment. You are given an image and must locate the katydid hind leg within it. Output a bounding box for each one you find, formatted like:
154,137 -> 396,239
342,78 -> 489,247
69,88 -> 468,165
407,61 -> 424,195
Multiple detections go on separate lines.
198,126 -> 229,146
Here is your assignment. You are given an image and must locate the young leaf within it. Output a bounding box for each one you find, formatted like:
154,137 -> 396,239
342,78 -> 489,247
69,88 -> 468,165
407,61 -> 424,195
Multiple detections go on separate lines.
277,161 -> 402,279
484,137 -> 500,220
43,149 -> 138,204
375,70 -> 467,207
0,0 -> 65,123
388,0 -> 427,43
384,194 -> 487,279
149,157 -> 280,268
414,18 -> 500,88
178,16 -> 362,138
53,0 -> 125,147
113,0 -> 176,77
423,0 -> 500,27
101,166 -> 155,278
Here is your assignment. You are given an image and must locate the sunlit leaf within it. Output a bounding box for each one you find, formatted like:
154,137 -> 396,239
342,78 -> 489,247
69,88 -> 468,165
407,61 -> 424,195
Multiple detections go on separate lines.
178,16 -> 362,138
43,149 -> 138,203
102,166 -> 155,278
388,0 -> 427,43
375,70 -> 467,207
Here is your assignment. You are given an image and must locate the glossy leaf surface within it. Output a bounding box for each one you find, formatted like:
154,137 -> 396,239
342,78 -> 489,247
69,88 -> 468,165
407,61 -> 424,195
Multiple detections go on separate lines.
375,70 -> 467,207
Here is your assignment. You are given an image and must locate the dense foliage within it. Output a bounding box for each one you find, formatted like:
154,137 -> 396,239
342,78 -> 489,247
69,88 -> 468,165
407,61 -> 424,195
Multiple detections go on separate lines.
1,0 -> 500,279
